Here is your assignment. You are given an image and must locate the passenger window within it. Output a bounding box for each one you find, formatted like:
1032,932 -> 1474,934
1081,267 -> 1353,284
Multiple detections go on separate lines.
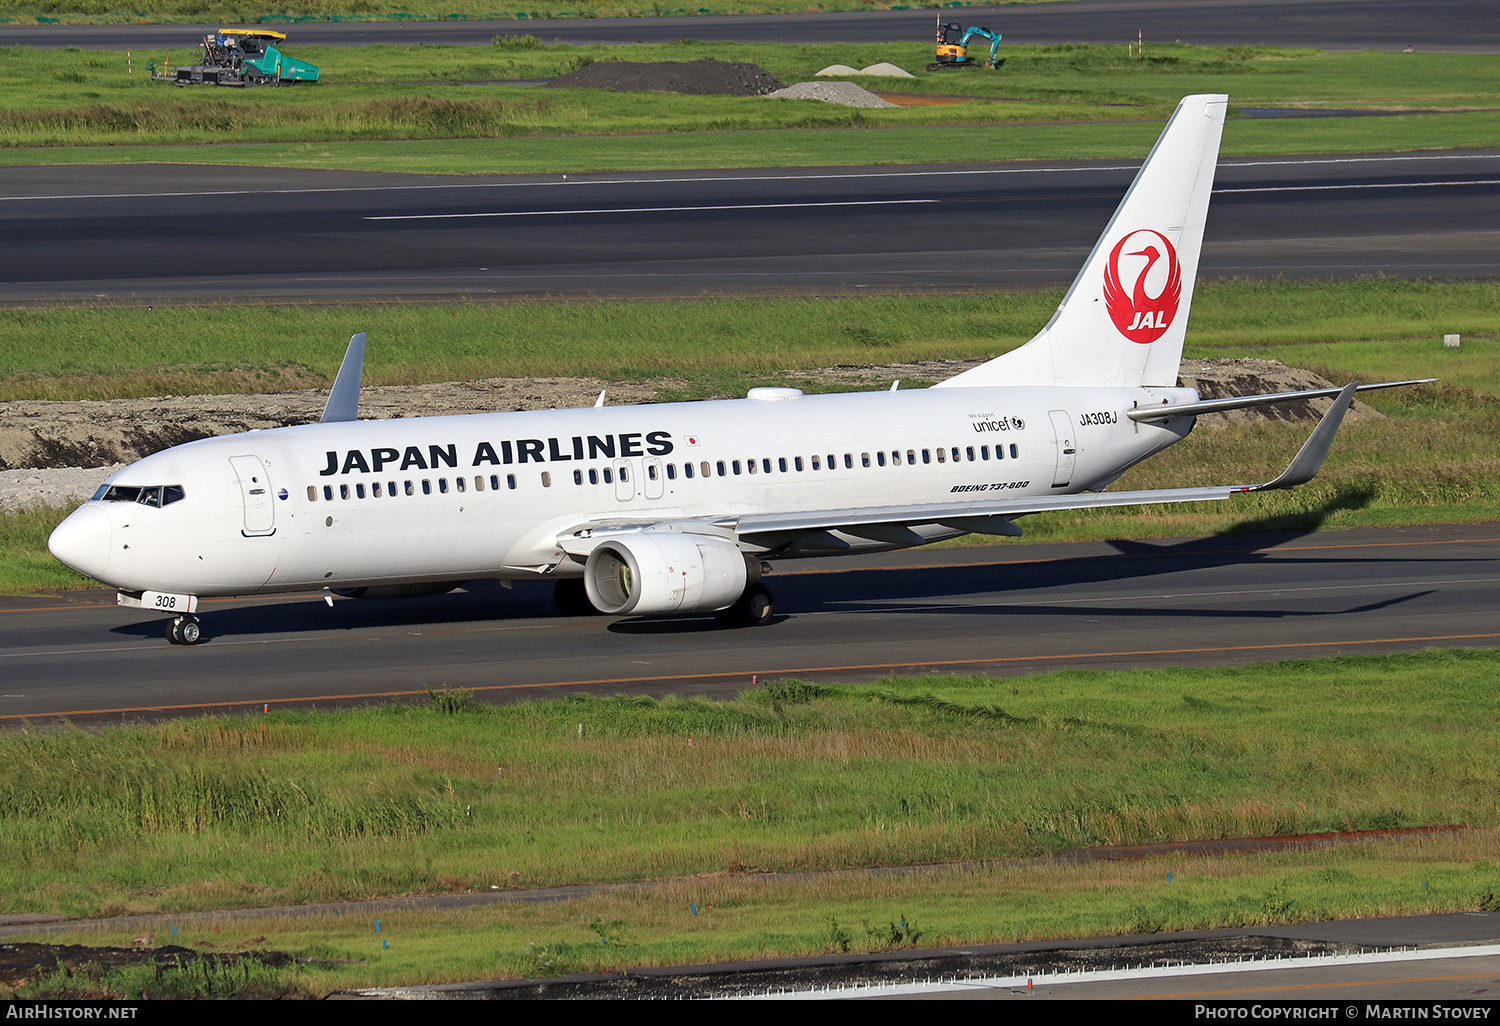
763,458 -> 772,474
684,463 -> 695,479
716,461 -> 726,477
844,454 -> 853,469
574,469 -> 583,485
489,475 -> 500,491
649,464 -> 659,480
995,445 -> 1004,460
438,479 -> 448,494
951,447 -> 960,462
981,446 -> 990,461
810,455 -> 820,471
324,485 -> 334,501
405,481 -> 415,496
667,464 -> 677,480
936,448 -> 946,463
794,457 -> 804,472
356,483 -> 366,499
541,472 -> 552,487
861,453 -> 870,468
1010,443 -> 1020,459
340,484 -> 349,500
389,481 -> 397,495
966,447 -> 976,461
507,474 -> 517,490
877,452 -> 886,467
373,482 -> 382,497
747,459 -> 757,475
475,476 -> 485,491
778,457 -> 787,473
892,451 -> 902,466
603,468 -> 613,484
456,477 -> 466,493
732,460 -> 741,475
700,461 -> 711,477
619,466 -> 629,482
307,486 -> 317,501
421,480 -> 431,495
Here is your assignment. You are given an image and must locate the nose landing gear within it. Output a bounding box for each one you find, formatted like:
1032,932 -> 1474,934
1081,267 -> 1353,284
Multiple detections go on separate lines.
167,614 -> 204,645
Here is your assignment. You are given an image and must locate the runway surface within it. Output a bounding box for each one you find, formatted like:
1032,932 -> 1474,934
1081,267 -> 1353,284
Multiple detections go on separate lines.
2,0 -> 1496,52
4,523 -> 1498,726
2,150 -> 1497,304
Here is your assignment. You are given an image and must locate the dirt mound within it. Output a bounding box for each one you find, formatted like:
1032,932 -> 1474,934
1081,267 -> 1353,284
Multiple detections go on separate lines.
0,359 -> 1378,501
546,59 -> 782,96
764,82 -> 899,108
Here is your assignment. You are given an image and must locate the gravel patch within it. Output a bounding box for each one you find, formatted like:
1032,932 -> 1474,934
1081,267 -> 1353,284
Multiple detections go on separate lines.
1,465 -> 120,513
763,81 -> 900,108
815,62 -> 915,78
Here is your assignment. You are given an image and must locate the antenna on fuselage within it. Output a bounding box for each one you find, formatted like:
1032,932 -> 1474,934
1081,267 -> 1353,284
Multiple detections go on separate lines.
321,332 -> 366,423
595,390 -> 606,408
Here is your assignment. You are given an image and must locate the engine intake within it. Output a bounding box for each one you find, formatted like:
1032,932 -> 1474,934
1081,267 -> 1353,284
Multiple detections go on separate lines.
584,534 -> 749,615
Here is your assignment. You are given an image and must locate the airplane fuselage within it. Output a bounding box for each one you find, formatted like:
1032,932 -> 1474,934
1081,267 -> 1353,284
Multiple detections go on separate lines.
63,384 -> 1194,599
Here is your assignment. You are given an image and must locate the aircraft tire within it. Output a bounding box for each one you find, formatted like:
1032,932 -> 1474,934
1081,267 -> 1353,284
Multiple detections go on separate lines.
716,583 -> 774,627
167,615 -> 203,645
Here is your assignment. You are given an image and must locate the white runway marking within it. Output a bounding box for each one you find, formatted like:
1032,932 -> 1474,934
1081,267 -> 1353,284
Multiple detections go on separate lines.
363,200 -> 937,220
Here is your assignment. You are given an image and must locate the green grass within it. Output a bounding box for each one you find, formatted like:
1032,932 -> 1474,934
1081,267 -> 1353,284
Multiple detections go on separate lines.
5,651 -> 1500,995
14,835 -> 1500,995
0,42 -> 1496,168
2,280 -> 1495,400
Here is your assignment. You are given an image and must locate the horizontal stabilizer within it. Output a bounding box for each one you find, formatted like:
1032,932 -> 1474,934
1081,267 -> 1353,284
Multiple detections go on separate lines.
1128,379 -> 1434,422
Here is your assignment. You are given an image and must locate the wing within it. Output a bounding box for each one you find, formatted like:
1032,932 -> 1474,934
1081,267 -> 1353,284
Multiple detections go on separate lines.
559,384 -> 1362,559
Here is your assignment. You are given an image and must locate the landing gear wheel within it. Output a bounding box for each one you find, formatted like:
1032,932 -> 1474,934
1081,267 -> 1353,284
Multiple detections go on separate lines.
167,614 -> 203,645
553,578 -> 600,617
716,583 -> 774,627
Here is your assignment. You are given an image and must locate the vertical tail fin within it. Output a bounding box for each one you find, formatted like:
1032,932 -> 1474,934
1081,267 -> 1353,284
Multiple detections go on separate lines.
936,94 -> 1227,391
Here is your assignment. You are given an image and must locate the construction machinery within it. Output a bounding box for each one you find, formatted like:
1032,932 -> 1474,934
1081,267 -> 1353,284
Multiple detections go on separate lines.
153,28 -> 320,87
929,19 -> 1003,70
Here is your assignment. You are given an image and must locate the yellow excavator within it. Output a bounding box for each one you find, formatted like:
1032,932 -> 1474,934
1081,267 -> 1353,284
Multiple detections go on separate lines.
929,18 -> 1003,70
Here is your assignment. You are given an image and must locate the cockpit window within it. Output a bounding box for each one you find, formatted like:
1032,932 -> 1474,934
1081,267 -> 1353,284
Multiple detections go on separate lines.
93,484 -> 185,507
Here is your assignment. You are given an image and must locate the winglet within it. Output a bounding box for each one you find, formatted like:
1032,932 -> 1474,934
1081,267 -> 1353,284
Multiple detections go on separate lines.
320,332 -> 366,424
1254,383 -> 1357,491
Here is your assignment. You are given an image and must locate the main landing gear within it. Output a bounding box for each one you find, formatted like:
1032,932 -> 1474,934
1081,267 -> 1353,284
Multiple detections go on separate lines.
715,583 -> 775,628
166,614 -> 203,645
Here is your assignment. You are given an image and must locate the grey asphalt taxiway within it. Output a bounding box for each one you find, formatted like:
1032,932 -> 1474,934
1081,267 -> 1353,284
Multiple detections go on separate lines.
3,0 -> 1498,52
2,149 -> 1498,304
4,523 -> 1498,726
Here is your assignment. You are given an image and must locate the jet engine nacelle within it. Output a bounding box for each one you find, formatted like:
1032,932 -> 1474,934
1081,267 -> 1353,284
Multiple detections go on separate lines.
583,533 -> 749,615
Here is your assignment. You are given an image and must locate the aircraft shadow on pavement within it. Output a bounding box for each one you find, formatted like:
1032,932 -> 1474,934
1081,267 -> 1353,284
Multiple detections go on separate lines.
102,490 -> 1480,643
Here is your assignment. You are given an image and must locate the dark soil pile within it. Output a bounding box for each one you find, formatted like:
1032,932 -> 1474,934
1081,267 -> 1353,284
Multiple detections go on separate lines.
546,59 -> 782,96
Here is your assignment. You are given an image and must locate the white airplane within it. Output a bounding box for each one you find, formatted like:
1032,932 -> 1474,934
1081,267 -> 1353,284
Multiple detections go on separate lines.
49,94 -> 1425,646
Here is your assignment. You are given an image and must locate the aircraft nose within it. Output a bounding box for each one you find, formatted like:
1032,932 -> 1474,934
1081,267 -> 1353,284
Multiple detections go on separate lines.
48,504 -> 112,580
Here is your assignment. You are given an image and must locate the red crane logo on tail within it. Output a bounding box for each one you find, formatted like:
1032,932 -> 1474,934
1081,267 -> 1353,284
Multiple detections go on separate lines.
1103,229 -> 1182,344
